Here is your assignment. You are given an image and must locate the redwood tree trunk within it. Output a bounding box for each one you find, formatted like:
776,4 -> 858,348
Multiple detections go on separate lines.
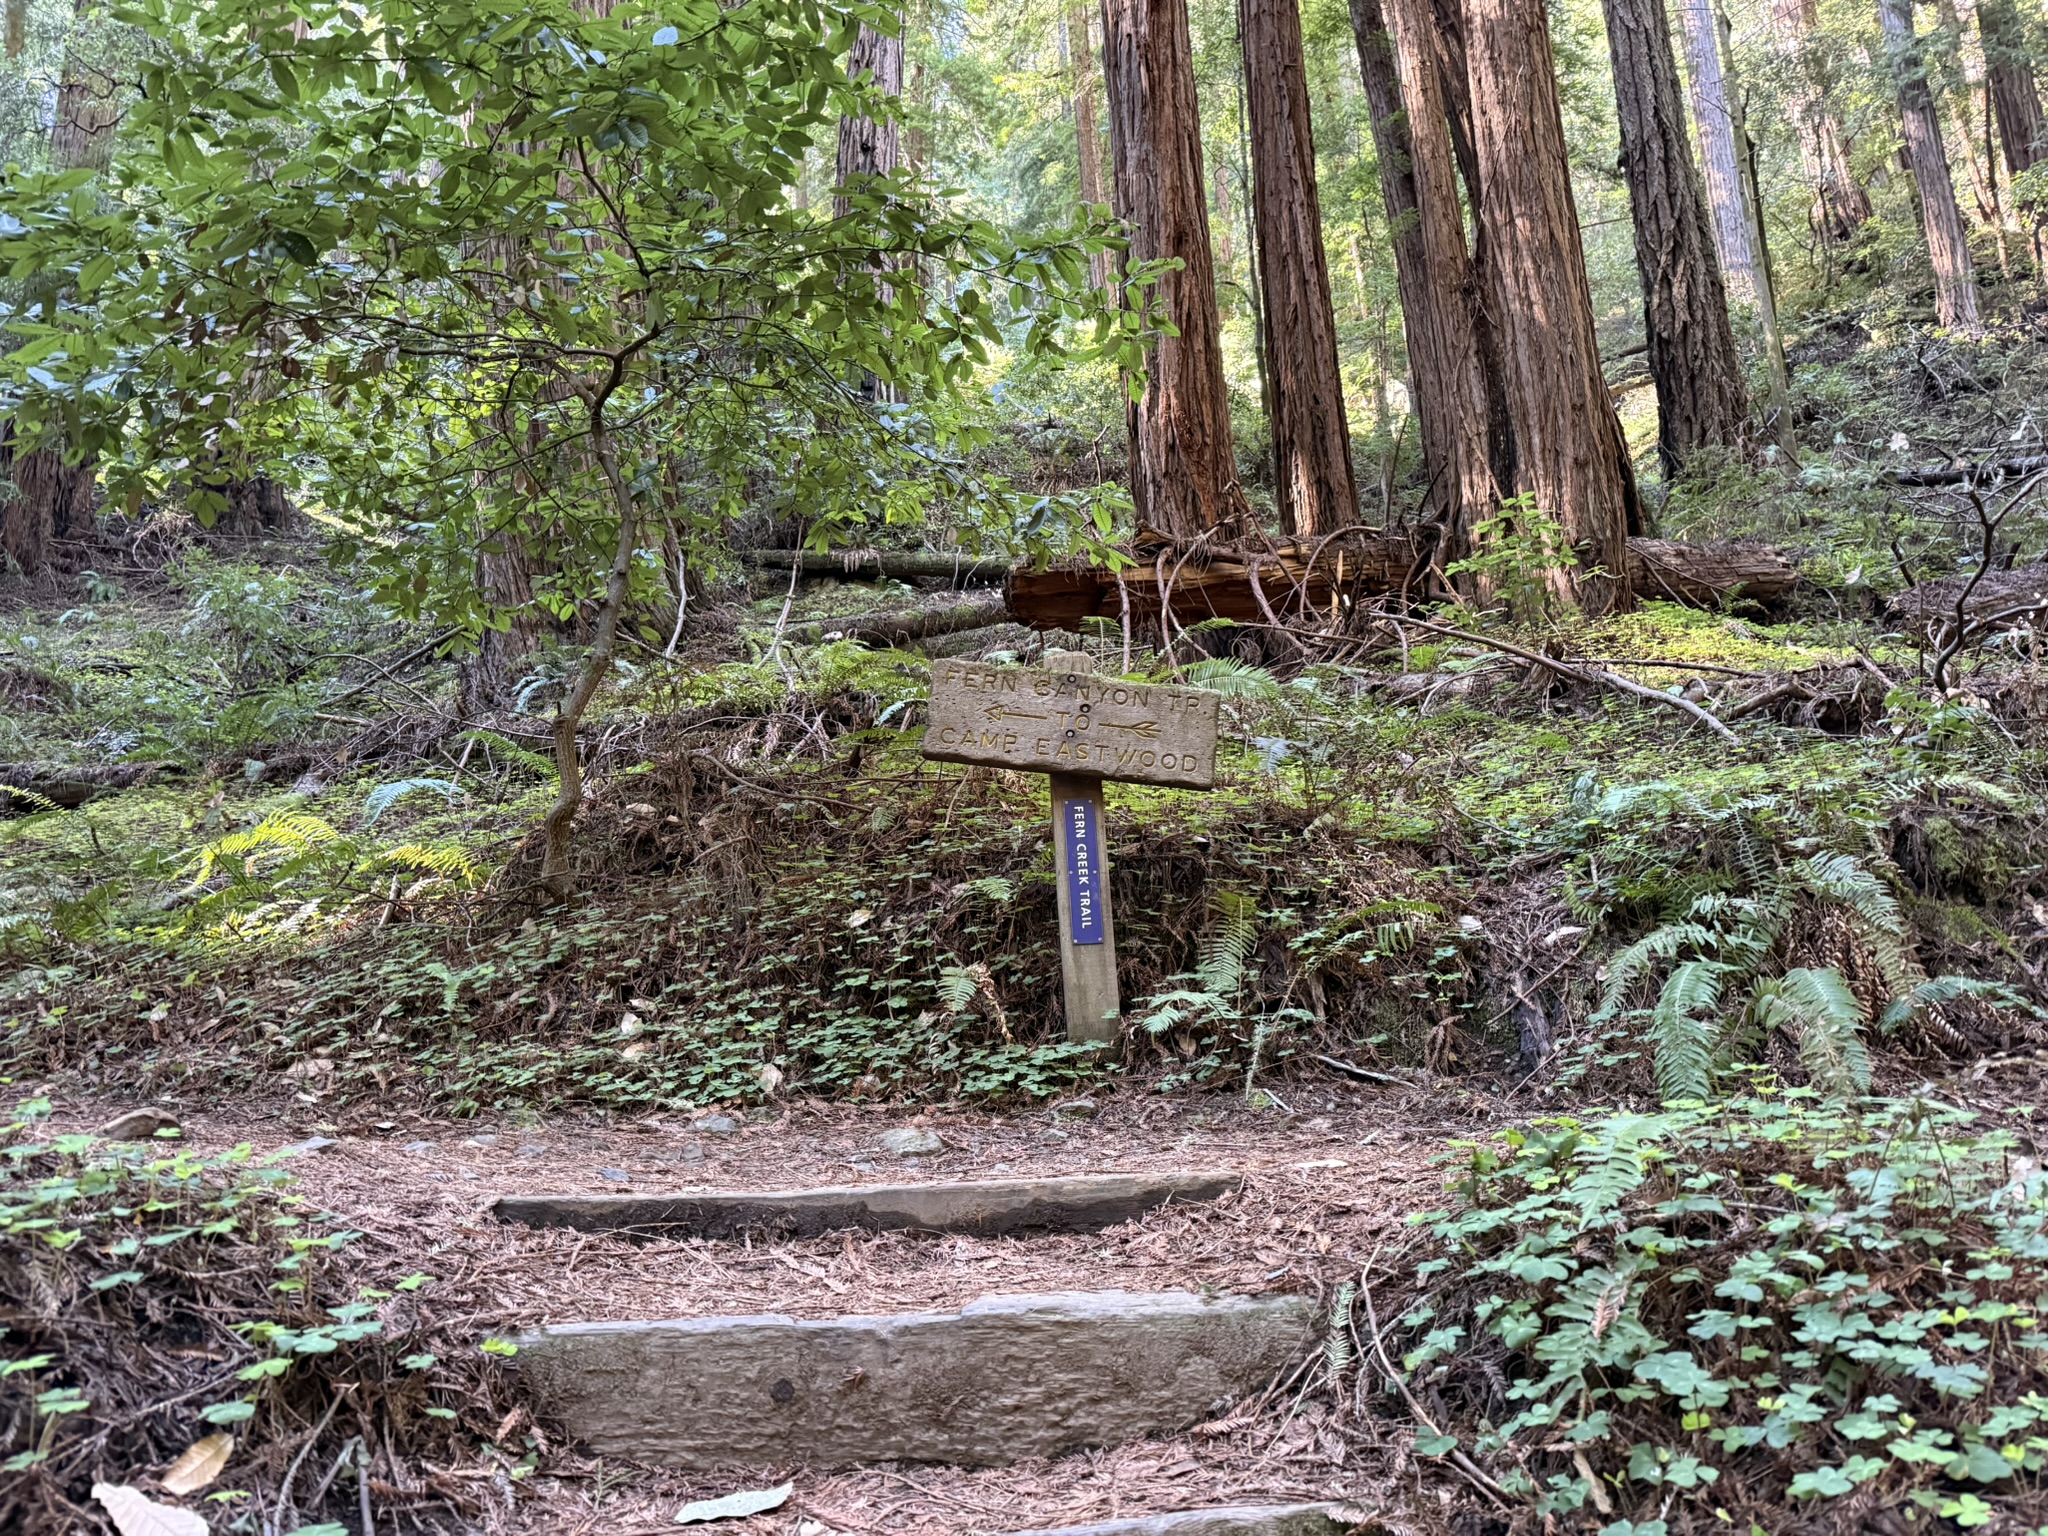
1983,0 -> 2045,176
1880,0 -> 1983,330
3,4 -> 114,572
835,21 -> 904,216
1069,6 -> 1115,290
1462,0 -> 1638,611
1602,0 -> 1752,475
1352,0 -> 1498,549
1101,0 -> 1247,538
1674,0 -> 1762,306
1242,0 -> 1357,536
1771,0 -> 1875,239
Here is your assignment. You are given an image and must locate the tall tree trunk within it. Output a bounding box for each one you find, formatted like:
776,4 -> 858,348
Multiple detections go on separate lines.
836,19 -> 905,402
835,22 -> 904,216
1351,0 -> 1498,548
1880,0 -> 1983,330
1771,0 -> 1874,241
1464,0 -> 1639,612
1984,0 -> 2048,272
1101,0 -> 1247,538
1674,0 -> 1762,305
5,0 -> 23,58
1601,0 -> 1752,475
1984,0 -> 2046,174
3,2 -> 114,573
1712,0 -> 1794,436
1069,6 -> 1115,290
1242,0 -> 1357,536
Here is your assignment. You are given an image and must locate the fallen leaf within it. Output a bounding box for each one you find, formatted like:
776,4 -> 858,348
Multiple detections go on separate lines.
675,1481 -> 794,1524
91,1483 -> 209,1536
160,1434 -> 233,1495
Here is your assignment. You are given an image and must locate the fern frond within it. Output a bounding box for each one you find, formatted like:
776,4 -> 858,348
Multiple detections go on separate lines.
1596,923 -> 1720,1019
185,813 -> 347,886
362,777 -> 462,828
1178,656 -> 1283,701
1879,974 -> 2033,1035
936,963 -> 980,1015
1755,966 -> 1871,1098
457,728 -> 558,780
1649,960 -> 1724,1102
1198,890 -> 1260,998
375,843 -> 480,883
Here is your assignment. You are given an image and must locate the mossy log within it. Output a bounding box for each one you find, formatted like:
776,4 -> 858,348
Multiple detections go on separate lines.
0,761 -> 163,812
1005,535 -> 1797,631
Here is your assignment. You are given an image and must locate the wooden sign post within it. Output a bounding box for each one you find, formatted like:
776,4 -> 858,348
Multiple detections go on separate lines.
922,650 -> 1221,1044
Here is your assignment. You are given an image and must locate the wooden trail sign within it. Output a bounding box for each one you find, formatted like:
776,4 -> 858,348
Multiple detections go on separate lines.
923,653 -> 1221,1044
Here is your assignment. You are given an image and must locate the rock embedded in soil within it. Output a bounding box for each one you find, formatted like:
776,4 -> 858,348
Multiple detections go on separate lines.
997,1506 -> 1375,1536
97,1108 -> 178,1141
692,1115 -> 741,1136
504,1290 -> 1311,1470
880,1127 -> 945,1156
492,1171 -> 1240,1239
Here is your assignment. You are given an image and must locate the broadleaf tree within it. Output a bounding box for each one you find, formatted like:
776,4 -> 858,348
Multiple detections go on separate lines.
0,0 -> 1147,894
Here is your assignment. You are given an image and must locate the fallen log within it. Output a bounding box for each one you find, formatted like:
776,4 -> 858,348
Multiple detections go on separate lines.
1006,535 -> 1798,631
1881,455 -> 2048,488
747,549 -> 1009,585
1889,565 -> 2048,635
772,591 -> 1009,649
1,761 -> 164,812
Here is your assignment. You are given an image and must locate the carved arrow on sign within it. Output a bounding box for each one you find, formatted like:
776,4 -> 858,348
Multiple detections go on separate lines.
980,704 -> 1050,723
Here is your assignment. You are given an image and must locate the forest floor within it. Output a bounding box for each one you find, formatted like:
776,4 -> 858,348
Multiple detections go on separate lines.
32,1076 -> 1471,1533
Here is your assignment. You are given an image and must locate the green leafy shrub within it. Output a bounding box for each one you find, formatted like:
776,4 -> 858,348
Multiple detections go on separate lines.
1393,1095 -> 2048,1532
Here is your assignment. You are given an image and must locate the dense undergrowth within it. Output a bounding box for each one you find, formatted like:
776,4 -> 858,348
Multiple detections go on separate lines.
1382,1093 -> 2048,1535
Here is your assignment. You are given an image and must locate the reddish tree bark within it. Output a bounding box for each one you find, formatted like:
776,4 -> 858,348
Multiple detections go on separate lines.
1601,0 -> 1753,474
835,20 -> 904,218
1464,0 -> 1639,611
1983,0 -> 2045,175
1101,0 -> 1247,537
1351,0 -> 1497,548
1879,0 -> 1982,330
1242,0 -> 1357,536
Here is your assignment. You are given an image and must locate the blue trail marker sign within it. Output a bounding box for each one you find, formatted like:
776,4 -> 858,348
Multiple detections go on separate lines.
924,650 -> 1221,1044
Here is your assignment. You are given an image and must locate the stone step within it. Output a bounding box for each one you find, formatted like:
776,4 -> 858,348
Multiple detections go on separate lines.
505,1289 -> 1310,1471
998,1506 -> 1373,1536
493,1170 -> 1239,1239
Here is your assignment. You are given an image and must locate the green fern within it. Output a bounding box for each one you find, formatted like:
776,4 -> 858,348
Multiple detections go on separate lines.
1754,967 -> 1871,1098
361,777 -> 462,827
1648,960 -> 1725,1101
1176,656 -> 1283,701
184,812 -> 347,887
1197,889 -> 1260,998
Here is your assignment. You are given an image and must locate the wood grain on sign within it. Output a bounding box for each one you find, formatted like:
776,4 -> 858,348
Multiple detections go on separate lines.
922,659 -> 1220,788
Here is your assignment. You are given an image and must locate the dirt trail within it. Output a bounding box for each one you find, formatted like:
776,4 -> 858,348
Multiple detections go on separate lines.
51,1081 -> 1494,1533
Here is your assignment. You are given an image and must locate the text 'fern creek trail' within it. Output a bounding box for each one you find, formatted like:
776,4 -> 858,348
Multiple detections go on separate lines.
923,652 -> 1222,1043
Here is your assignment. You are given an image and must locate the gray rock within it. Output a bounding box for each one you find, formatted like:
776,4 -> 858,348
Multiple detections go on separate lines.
1051,1097 -> 1099,1120
97,1108 -> 178,1141
692,1115 -> 741,1136
880,1127 -> 945,1157
518,1144 -> 548,1159
463,1134 -> 498,1148
504,1290 -> 1312,1470
286,1136 -> 339,1155
494,1171 -> 1240,1240
600,1168 -> 632,1183
996,1506 -> 1376,1536
404,1140 -> 437,1154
